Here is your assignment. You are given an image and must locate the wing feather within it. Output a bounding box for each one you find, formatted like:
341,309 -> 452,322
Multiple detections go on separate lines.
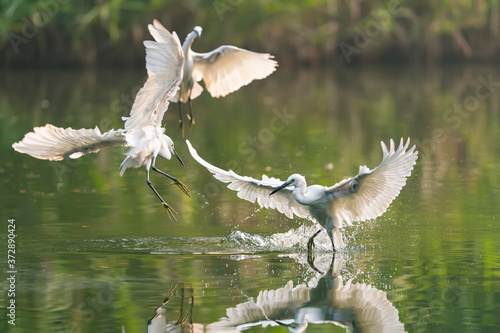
186,140 -> 309,220
12,124 -> 126,161
192,46 -> 277,98
326,138 -> 418,224
123,20 -> 183,131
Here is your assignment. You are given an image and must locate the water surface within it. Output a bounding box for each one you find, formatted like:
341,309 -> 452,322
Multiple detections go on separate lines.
1,65 -> 500,332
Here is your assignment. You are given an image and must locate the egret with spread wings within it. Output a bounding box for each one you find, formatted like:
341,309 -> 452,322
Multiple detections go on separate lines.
172,26 -> 278,134
186,139 -> 417,251
12,20 -> 190,220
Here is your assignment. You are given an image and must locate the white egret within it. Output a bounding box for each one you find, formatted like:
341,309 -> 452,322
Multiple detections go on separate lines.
12,20 -> 189,220
209,257 -> 406,332
171,26 -> 278,132
186,138 -> 417,251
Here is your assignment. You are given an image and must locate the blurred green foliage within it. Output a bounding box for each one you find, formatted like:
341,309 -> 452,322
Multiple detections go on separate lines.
0,0 -> 499,67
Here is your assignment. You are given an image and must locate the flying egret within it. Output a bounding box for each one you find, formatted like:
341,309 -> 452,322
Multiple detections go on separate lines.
12,20 -> 190,220
186,139 -> 418,251
171,26 -> 278,133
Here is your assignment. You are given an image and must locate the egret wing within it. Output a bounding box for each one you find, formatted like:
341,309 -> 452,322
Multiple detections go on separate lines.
326,138 -> 418,224
123,20 -> 184,131
12,124 -> 126,161
191,46 -> 277,98
207,280 -> 310,331
186,140 -> 309,219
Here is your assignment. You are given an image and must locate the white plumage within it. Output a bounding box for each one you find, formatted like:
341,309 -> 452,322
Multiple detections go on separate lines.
186,138 -> 418,250
11,124 -> 126,161
190,45 -> 278,98
206,280 -> 310,332
208,258 -> 406,332
171,26 -> 278,131
12,20 -> 189,219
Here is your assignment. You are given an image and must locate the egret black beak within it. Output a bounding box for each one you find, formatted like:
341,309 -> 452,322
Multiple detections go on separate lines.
172,148 -> 184,166
270,181 -> 292,196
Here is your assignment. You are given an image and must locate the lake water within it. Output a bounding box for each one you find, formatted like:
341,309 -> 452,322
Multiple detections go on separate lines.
1,65 -> 500,332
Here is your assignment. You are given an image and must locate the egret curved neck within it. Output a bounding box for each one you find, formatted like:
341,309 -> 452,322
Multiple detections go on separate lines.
293,183 -> 310,205
182,32 -> 198,55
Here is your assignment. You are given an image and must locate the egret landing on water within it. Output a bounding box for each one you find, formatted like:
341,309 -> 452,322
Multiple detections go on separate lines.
12,20 -> 190,220
186,138 -> 418,251
171,26 -> 278,135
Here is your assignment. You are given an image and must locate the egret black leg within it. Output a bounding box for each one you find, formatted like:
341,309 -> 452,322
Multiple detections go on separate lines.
146,167 -> 178,221
176,284 -> 188,325
307,229 -> 323,272
307,229 -> 322,252
187,97 -> 195,126
189,288 -> 194,324
151,157 -> 190,197
178,102 -> 184,137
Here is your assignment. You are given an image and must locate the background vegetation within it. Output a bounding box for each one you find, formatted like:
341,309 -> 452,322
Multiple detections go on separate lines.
1,0 -> 500,68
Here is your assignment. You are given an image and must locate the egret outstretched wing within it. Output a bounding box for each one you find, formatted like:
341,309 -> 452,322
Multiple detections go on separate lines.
186,140 -> 309,219
207,280 -> 310,332
326,138 -> 418,224
123,20 -> 184,131
12,124 -> 126,161
192,46 -> 278,98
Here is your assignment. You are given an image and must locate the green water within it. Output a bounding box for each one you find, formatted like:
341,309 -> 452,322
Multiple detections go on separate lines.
1,66 -> 500,332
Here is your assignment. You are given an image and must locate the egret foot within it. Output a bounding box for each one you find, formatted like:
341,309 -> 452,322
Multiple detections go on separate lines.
175,309 -> 189,325
186,116 -> 194,132
163,202 -> 178,222
163,284 -> 177,304
186,115 -> 194,132
171,180 -> 190,197
186,113 -> 195,125
179,121 -> 185,138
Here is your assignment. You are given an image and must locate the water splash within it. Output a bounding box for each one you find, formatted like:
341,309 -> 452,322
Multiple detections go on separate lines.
223,223 -> 333,252
239,208 -> 262,223
65,223 -> 365,257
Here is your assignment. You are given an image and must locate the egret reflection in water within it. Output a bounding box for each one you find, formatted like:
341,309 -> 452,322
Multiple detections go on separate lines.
143,256 -> 407,332
187,139 -> 417,251
147,284 -> 204,333
208,256 -> 406,332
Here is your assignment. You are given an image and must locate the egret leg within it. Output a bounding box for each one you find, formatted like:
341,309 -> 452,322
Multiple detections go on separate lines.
188,288 -> 194,324
151,156 -> 190,197
178,102 -> 184,137
307,229 -> 322,252
186,97 -> 195,126
146,168 -> 178,221
326,223 -> 339,252
176,284 -> 188,325
307,229 -> 323,273
151,166 -> 190,197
